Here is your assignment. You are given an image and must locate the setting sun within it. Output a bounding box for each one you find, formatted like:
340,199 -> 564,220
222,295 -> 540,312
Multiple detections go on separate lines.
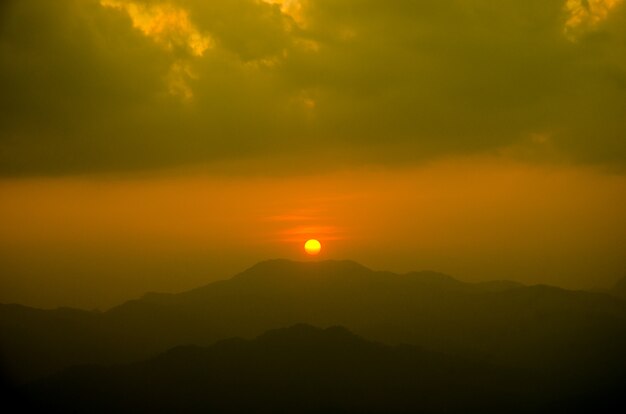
304,239 -> 321,255
1,1 -> 626,411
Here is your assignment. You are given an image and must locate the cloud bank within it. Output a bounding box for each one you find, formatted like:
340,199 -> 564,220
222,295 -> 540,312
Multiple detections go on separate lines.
1,0 -> 625,175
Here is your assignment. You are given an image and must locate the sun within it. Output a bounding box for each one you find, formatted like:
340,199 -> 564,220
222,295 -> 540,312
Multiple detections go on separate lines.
304,239 -> 321,256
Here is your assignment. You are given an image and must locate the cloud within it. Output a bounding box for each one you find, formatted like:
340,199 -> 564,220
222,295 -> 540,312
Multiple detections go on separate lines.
261,0 -> 307,27
100,0 -> 213,100
100,0 -> 212,56
0,0 -> 625,175
565,0 -> 623,38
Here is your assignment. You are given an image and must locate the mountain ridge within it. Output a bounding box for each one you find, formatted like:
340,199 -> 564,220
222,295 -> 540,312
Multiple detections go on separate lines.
21,324 -> 625,414
134,259 -> 520,307
1,259 -> 625,384
610,275 -> 626,300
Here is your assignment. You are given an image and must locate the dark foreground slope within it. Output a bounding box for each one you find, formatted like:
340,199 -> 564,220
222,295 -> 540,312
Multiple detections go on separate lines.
20,324 -> 624,414
2,260 -> 626,388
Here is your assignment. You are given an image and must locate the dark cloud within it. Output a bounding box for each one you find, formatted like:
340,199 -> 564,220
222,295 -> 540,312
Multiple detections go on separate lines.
0,0 -> 625,175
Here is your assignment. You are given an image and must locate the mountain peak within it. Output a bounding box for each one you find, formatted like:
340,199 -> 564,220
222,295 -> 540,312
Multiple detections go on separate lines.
233,259 -> 372,282
245,259 -> 370,273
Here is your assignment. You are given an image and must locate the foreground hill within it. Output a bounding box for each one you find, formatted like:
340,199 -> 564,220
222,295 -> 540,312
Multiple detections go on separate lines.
2,260 -> 626,385
19,325 -> 624,413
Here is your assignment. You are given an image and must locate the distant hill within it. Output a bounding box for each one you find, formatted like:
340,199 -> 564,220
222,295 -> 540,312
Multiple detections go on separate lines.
2,259 -> 626,387
19,324 -> 625,413
609,275 -> 626,300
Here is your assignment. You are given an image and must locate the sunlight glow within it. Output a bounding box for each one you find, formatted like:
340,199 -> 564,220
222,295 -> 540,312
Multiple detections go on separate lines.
100,0 -> 212,100
564,0 -> 623,39
304,239 -> 321,255
262,0 -> 306,26
100,0 -> 212,56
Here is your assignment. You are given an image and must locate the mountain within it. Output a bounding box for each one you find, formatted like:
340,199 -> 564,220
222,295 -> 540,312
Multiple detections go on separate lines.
20,324 -> 625,413
609,275 -> 626,300
2,259 -> 626,387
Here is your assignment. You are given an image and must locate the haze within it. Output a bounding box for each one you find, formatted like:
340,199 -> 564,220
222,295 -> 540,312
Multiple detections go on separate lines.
1,0 -> 626,309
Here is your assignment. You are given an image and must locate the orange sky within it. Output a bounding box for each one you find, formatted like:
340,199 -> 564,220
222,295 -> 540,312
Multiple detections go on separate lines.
1,157 -> 624,309
1,0 -> 626,312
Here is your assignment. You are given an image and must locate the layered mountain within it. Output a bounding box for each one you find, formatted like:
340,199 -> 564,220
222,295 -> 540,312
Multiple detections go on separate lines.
1,260 -> 625,386
609,275 -> 626,300
19,324 -> 625,413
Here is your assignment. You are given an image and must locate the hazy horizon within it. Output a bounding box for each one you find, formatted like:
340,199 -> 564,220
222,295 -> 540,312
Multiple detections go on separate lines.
1,252 -> 624,311
1,0 -> 625,307
2,159 -> 625,309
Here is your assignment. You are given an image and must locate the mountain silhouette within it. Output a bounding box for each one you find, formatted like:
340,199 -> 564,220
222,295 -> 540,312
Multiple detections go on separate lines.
17,324 -> 624,413
609,275 -> 626,300
1,259 -> 625,396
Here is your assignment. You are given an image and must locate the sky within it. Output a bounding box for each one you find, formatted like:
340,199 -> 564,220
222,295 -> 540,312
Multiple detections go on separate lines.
0,0 -> 625,309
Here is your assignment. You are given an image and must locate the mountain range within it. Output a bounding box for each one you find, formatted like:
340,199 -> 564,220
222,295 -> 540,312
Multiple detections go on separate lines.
1,260 -> 625,411
16,323 -> 621,414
